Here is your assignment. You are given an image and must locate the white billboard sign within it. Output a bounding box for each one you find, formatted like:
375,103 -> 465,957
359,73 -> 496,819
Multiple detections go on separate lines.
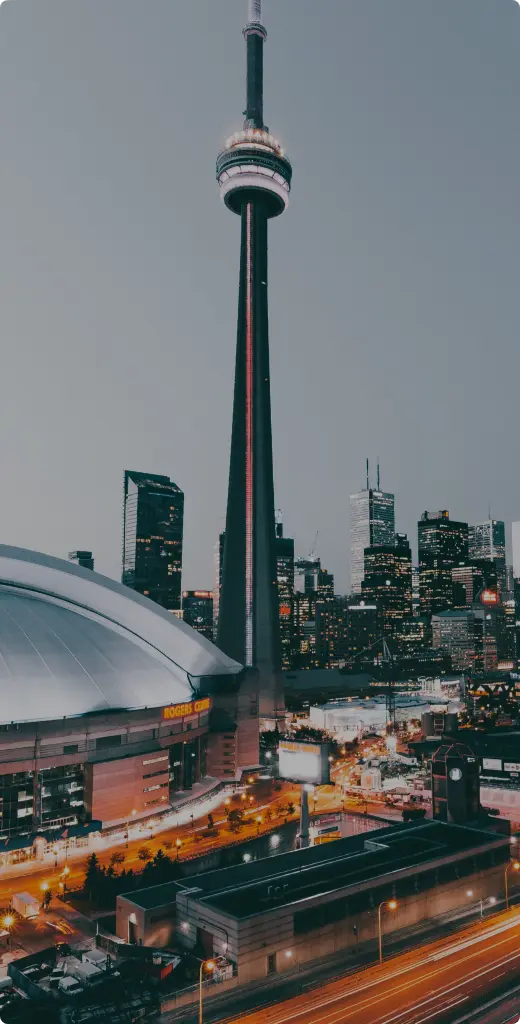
277,740 -> 330,785
482,758 -> 502,771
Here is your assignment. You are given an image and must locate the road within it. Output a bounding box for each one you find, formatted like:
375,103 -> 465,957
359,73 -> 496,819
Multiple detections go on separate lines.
458,989 -> 520,1024
227,911 -> 520,1024
0,783 -> 295,902
0,771 -> 397,910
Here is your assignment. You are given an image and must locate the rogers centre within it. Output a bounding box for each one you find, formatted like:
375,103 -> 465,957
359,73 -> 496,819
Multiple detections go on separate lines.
0,547 -> 258,858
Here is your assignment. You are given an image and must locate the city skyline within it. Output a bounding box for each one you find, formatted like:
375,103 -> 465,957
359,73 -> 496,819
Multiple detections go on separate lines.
0,1 -> 519,594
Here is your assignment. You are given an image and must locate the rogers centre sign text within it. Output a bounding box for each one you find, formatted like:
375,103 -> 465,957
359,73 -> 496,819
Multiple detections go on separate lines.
162,697 -> 211,721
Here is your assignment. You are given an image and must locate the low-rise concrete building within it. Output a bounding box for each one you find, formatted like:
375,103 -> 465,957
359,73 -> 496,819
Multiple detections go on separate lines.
116,820 -> 511,984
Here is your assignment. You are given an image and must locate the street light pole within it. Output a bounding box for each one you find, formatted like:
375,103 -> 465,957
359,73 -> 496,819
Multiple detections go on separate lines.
505,860 -> 520,911
378,899 -> 397,964
198,959 -> 215,1024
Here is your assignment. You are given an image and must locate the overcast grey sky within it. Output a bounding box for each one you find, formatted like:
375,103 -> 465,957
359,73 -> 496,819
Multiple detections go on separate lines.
0,0 -> 518,593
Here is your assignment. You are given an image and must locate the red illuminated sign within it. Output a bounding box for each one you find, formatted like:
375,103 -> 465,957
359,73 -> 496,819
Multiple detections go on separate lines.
481,590 -> 498,605
162,697 -> 211,721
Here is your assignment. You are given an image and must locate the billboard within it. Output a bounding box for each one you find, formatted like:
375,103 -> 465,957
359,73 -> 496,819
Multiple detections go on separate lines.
482,758 -> 502,771
277,740 -> 330,785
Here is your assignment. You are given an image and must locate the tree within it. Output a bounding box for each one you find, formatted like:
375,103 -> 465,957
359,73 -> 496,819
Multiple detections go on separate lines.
286,802 -> 296,816
84,853 -> 101,902
137,846 -> 152,862
227,809 -> 244,833
110,851 -> 126,868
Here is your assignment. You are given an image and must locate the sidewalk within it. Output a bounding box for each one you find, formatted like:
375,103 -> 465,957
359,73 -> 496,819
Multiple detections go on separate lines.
0,780 -> 235,883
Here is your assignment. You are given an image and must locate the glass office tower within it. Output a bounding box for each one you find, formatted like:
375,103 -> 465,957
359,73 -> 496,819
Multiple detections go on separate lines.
122,470 -> 184,612
350,488 -> 395,594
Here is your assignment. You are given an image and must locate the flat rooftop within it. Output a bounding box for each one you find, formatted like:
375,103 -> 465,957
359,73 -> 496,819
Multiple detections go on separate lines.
121,820 -> 507,918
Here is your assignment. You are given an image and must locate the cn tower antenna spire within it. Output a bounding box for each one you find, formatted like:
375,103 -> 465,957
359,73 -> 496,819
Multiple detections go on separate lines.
244,0 -> 266,128
249,0 -> 262,22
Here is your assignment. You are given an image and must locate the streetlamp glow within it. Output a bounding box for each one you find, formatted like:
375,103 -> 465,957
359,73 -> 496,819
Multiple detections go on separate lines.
505,860 -> 520,911
199,959 -> 215,1024
378,899 -> 397,963
2,914 -> 14,947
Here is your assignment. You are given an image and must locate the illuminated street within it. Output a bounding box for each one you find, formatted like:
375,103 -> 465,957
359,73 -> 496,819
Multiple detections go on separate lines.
0,781 -> 310,903
217,911 -> 520,1024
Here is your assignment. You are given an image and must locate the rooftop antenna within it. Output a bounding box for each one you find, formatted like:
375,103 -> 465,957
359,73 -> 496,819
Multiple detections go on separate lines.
366,458 -> 370,491
377,459 -> 380,491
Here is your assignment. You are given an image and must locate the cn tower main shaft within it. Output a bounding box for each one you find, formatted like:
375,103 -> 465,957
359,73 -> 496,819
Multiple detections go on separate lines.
216,2 -> 292,722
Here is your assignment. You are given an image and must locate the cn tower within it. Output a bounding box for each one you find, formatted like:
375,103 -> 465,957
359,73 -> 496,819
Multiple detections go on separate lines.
216,0 -> 292,723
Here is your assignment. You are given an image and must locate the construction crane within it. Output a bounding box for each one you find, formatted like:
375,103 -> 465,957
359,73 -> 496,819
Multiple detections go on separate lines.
347,633 -> 397,732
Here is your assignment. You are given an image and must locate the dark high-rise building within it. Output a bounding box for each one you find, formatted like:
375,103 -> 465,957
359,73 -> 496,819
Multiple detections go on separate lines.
418,510 -> 468,615
182,591 -> 214,641
452,561 -> 498,609
316,597 -> 349,668
345,598 -> 380,665
317,569 -> 335,602
469,519 -> 506,595
275,522 -> 295,671
361,533 -> 412,638
122,470 -> 184,612
216,1 -> 292,722
69,550 -> 94,571
349,464 -> 395,594
293,591 -> 319,671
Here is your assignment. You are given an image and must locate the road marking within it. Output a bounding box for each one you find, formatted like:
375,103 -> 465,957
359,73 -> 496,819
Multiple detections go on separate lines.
247,928 -> 520,1024
296,950 -> 520,1024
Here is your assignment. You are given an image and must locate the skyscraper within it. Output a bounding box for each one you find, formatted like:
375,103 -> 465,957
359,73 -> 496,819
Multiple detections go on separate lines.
451,561 -> 498,609
469,519 -> 506,595
216,0 -> 292,722
361,533 -> 412,637
122,470 -> 184,612
182,591 -> 214,641
275,522 -> 295,671
418,510 -> 468,615
349,466 -> 395,594
317,569 -> 335,601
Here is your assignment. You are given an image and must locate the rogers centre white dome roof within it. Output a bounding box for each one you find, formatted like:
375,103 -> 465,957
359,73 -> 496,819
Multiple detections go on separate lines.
0,546 -> 242,725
